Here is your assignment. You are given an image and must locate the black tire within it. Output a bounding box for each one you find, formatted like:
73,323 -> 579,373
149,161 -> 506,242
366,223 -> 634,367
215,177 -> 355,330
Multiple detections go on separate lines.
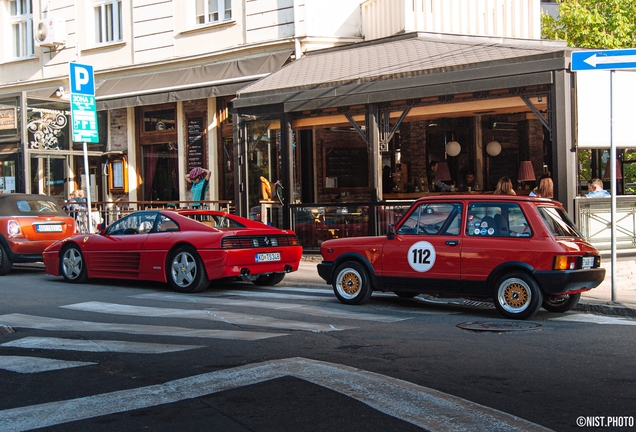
166,245 -> 209,293
0,244 -> 13,276
395,291 -> 418,299
60,244 -> 88,283
493,272 -> 543,320
333,261 -> 373,305
542,293 -> 581,313
252,273 -> 285,286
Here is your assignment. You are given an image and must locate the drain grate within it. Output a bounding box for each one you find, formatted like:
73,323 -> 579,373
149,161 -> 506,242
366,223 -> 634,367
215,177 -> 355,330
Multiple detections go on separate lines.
457,321 -> 542,332
0,325 -> 15,336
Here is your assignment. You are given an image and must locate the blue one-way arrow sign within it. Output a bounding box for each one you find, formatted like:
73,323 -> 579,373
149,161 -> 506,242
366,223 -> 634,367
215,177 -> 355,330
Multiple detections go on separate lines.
572,48 -> 636,71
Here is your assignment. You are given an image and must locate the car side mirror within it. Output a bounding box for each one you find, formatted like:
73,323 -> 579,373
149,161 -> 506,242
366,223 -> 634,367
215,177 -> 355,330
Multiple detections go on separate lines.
387,224 -> 396,240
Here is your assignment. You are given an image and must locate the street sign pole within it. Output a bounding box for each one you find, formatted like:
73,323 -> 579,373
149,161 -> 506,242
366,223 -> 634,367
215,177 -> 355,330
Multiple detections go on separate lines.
70,62 -> 98,232
572,49 -> 636,302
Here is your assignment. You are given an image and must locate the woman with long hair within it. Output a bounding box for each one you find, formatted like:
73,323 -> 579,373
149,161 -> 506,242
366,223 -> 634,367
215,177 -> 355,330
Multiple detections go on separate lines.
494,176 -> 516,195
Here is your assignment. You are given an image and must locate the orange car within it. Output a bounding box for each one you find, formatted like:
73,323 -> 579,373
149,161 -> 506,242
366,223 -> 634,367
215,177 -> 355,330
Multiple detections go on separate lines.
0,194 -> 76,275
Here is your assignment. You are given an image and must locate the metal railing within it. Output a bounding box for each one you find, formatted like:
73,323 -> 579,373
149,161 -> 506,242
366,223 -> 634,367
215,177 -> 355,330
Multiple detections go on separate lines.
290,201 -> 413,251
60,200 -> 233,234
575,196 -> 636,254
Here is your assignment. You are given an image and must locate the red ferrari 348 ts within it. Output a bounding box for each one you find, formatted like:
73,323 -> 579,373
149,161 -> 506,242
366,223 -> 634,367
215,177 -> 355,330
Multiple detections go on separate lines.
43,209 -> 302,293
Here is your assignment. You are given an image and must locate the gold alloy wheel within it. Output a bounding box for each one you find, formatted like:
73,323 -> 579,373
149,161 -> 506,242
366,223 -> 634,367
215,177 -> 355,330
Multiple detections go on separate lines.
340,271 -> 361,296
498,278 -> 530,311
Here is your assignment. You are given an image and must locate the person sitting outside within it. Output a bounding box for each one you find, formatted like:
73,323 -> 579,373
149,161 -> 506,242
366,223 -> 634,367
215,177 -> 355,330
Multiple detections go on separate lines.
184,167 -> 211,207
530,175 -> 553,198
494,176 -> 516,195
586,178 -> 610,197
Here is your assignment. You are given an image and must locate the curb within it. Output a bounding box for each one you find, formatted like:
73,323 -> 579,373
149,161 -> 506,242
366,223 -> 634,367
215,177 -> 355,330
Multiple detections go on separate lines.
574,302 -> 636,318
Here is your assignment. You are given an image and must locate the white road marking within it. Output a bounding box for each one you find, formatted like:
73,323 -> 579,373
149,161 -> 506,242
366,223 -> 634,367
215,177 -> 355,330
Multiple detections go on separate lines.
0,314 -> 285,340
0,357 -> 550,432
0,356 -> 95,374
550,313 -> 636,325
1,337 -> 202,354
61,302 -> 355,332
204,289 -> 335,300
134,293 -> 408,323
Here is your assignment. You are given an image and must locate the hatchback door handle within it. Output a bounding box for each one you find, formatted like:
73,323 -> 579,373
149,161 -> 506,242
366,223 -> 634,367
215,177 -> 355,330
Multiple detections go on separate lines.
446,240 -> 459,246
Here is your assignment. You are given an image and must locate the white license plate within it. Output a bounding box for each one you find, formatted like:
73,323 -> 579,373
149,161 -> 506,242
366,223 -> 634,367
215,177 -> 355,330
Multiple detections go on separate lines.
255,252 -> 281,262
36,224 -> 63,233
582,256 -> 594,269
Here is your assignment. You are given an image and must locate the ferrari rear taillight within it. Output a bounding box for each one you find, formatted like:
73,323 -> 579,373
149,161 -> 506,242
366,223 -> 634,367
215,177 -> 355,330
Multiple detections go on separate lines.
7,220 -> 22,237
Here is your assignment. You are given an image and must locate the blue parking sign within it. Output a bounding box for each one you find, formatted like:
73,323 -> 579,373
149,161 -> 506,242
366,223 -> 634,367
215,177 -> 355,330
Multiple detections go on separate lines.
69,63 -> 95,96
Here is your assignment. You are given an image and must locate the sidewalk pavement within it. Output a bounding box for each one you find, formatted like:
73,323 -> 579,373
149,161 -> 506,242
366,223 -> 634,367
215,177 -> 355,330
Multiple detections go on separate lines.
298,255 -> 636,318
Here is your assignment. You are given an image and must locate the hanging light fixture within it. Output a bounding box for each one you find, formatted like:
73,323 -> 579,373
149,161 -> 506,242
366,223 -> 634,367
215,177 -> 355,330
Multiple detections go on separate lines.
446,140 -> 461,157
486,140 -> 501,156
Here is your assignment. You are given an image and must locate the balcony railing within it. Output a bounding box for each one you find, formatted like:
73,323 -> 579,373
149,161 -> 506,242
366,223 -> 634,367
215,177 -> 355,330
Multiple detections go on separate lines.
362,0 -> 542,41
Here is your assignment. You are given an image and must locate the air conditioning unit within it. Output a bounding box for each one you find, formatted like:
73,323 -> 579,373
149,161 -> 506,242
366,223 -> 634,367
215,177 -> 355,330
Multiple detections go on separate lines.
34,17 -> 67,47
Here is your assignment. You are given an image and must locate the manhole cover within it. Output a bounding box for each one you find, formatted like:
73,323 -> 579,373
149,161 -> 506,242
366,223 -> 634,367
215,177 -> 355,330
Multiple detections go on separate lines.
457,321 -> 542,332
0,325 -> 15,336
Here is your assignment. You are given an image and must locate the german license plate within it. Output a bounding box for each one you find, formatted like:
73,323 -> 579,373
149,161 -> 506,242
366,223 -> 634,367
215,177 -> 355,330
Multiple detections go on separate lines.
582,256 -> 594,269
255,252 -> 280,262
36,224 -> 63,233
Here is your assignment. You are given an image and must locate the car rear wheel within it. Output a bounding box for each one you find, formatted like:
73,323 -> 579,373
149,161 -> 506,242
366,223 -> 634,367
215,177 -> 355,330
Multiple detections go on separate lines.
0,244 -> 13,276
542,293 -> 581,313
60,245 -> 88,283
333,261 -> 372,305
252,273 -> 285,286
167,246 -> 209,293
493,272 -> 542,320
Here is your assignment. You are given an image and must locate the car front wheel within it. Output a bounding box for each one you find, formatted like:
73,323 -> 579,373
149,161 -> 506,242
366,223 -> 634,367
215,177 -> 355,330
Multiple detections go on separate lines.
333,261 -> 372,305
166,246 -> 209,293
60,245 -> 88,283
542,293 -> 581,313
493,272 -> 542,319
0,244 -> 13,276
253,273 -> 285,286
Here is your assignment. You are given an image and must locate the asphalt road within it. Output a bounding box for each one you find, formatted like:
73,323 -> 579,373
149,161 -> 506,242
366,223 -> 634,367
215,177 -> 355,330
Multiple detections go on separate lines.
0,265 -> 635,431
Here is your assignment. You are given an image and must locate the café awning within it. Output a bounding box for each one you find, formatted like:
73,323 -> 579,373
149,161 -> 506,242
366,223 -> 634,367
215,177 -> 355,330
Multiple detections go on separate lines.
95,51 -> 292,110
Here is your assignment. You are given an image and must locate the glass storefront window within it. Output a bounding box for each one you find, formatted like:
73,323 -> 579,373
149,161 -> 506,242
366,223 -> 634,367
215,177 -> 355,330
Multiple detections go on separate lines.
141,143 -> 179,201
143,109 -> 175,132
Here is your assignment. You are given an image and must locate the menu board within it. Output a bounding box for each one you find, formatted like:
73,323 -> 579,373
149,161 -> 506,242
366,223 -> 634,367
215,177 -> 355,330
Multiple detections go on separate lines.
324,146 -> 369,188
187,116 -> 205,170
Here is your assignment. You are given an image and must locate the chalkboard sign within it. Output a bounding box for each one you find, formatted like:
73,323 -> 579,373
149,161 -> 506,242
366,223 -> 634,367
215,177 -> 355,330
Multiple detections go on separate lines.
324,146 -> 369,188
187,116 -> 205,170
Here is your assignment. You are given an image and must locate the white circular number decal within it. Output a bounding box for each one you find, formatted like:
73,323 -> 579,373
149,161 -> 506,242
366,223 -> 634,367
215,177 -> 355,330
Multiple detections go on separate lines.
407,241 -> 436,272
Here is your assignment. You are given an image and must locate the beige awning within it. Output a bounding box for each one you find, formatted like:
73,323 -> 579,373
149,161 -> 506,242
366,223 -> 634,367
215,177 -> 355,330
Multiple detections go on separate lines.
95,51 -> 292,110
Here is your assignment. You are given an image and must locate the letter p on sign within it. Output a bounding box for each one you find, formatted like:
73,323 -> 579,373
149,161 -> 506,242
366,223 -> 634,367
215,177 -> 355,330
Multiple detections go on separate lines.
69,63 -> 95,96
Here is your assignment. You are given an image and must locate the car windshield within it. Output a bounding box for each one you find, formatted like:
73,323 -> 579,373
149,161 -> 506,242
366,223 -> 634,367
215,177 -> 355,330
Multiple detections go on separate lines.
537,206 -> 583,237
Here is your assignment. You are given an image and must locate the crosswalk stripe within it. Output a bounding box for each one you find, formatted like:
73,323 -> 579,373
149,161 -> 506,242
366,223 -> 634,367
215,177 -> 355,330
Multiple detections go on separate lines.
133,293 -> 408,323
202,289 -> 334,300
1,337 -> 202,354
0,314 -> 286,340
0,355 -> 95,374
0,357 -> 550,432
61,302 -> 356,332
550,313 -> 636,325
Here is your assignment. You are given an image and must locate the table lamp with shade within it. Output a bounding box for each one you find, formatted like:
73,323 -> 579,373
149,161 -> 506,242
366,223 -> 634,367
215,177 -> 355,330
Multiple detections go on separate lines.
517,161 -> 535,190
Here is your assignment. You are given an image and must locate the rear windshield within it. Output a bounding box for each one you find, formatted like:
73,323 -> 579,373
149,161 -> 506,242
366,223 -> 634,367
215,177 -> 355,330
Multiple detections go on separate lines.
182,213 -> 246,229
16,199 -> 62,214
537,206 -> 583,237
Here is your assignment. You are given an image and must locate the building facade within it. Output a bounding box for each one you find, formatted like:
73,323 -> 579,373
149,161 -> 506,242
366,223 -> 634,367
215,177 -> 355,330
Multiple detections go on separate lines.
0,0 -> 362,203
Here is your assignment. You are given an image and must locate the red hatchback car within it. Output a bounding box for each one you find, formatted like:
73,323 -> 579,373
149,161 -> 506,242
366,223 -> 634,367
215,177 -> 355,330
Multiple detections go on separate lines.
43,209 -> 302,293
317,195 -> 605,319
0,194 -> 76,275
